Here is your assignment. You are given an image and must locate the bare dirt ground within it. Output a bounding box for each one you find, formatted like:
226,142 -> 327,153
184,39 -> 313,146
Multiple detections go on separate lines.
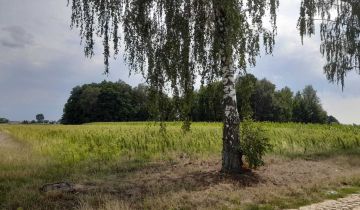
0,131 -> 22,149
101,156 -> 360,193
75,154 -> 360,209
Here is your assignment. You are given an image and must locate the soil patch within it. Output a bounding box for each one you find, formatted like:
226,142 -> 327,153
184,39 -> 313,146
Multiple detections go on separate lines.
73,155 -> 360,209
0,132 -> 23,149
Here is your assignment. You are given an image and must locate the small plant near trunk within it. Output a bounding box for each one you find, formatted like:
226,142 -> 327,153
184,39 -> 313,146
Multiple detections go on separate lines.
240,118 -> 272,169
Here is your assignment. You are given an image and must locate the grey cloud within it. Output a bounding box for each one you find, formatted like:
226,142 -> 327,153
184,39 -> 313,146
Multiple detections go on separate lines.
1,26 -> 34,48
0,43 -> 142,121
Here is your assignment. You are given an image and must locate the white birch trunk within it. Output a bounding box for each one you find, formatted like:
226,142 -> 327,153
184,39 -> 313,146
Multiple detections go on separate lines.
221,58 -> 243,173
217,7 -> 243,173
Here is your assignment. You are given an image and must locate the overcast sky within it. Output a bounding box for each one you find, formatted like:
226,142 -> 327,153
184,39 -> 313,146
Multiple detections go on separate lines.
0,0 -> 359,124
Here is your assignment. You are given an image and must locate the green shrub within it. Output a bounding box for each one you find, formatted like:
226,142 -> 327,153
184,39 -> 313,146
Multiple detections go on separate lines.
240,119 -> 272,168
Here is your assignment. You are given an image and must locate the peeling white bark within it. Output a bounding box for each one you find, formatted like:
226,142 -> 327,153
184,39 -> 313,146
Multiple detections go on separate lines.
223,66 -> 239,118
217,6 -> 243,173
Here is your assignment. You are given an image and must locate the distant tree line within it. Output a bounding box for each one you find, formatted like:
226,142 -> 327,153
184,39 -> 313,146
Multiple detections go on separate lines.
61,76 -> 339,125
192,74 -> 339,124
61,81 -> 151,124
0,118 -> 9,124
21,120 -> 58,124
21,114 -> 58,124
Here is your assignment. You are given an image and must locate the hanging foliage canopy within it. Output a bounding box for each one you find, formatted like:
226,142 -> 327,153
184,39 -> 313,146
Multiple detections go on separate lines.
299,0 -> 360,88
68,0 -> 279,119
68,0 -> 279,172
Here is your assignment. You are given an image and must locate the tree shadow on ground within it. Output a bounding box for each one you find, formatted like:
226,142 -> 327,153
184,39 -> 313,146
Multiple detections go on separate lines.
70,160 -> 264,201
37,154 -> 360,209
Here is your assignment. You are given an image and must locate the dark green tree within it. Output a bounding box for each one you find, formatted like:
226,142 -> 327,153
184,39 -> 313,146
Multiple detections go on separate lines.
94,81 -> 134,122
299,0 -> 360,88
132,84 -> 151,121
292,86 -> 327,124
68,0 -> 279,172
236,74 -> 257,119
61,81 -> 150,124
193,82 -> 223,122
36,114 -> 45,123
251,79 -> 277,121
79,85 -> 101,122
292,91 -> 305,123
327,115 -> 340,124
274,87 -> 294,122
62,86 -> 85,124
0,118 -> 9,124
302,85 -> 327,123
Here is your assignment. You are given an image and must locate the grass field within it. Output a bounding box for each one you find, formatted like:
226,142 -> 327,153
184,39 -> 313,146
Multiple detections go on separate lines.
1,122 -> 360,209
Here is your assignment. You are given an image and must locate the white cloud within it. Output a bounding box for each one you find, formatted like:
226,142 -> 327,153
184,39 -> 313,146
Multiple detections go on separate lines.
320,93 -> 360,124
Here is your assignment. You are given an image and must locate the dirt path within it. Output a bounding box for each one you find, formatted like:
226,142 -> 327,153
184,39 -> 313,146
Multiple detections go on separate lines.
291,194 -> 360,210
0,131 -> 14,147
0,131 -> 7,142
0,131 -> 21,149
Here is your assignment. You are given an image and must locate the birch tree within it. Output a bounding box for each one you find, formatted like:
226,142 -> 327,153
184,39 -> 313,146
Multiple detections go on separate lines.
299,0 -> 360,88
68,0 -> 279,173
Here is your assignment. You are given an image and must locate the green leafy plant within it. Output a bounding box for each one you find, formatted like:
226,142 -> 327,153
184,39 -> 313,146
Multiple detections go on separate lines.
240,118 -> 272,169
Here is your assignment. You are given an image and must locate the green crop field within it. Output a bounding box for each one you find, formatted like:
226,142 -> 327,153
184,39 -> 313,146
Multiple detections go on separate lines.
2,122 -> 360,162
1,122 -> 360,209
